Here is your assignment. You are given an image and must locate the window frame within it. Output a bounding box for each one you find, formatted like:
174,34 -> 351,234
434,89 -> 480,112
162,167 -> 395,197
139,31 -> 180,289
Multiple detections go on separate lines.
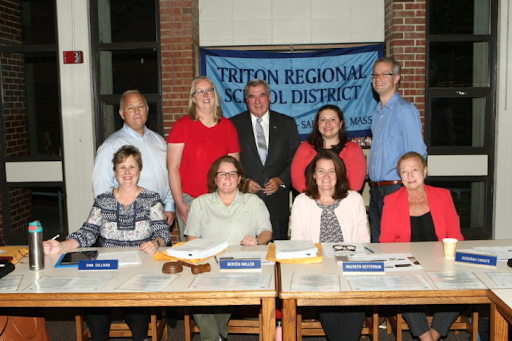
425,0 -> 498,239
89,0 -> 163,148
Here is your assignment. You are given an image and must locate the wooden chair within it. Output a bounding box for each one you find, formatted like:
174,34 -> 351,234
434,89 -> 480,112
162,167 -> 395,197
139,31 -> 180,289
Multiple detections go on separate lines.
75,308 -> 168,341
387,311 -> 478,341
296,307 -> 379,340
184,307 -> 262,341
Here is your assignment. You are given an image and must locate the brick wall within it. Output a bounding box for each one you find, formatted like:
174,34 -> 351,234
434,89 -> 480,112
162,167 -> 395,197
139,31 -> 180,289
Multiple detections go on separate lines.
384,0 -> 427,127
0,0 -> 33,242
160,0 -> 199,243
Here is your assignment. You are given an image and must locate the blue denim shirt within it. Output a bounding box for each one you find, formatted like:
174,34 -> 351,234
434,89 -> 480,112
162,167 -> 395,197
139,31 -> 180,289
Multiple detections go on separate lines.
369,92 -> 427,181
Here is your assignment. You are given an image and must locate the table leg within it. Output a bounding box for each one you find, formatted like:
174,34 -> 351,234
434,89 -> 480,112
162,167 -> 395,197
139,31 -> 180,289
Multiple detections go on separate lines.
261,297 -> 276,341
282,299 -> 297,341
490,301 -> 509,341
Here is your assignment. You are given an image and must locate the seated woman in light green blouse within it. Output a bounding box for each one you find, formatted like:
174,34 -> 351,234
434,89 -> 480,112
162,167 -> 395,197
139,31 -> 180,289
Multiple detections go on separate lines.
184,155 -> 272,341
185,155 -> 272,246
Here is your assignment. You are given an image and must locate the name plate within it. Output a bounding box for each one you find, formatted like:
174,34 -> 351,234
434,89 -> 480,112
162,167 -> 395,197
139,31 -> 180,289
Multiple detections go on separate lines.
78,259 -> 119,270
219,258 -> 261,271
342,262 -> 385,273
455,252 -> 497,267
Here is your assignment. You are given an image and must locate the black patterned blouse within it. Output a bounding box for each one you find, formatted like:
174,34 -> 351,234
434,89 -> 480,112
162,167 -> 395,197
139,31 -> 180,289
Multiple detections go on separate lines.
68,188 -> 170,247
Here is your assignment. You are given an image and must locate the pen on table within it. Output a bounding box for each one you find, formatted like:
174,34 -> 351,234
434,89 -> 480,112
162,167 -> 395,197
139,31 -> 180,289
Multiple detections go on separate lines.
214,256 -> 219,264
51,234 -> 60,240
364,246 -> 375,254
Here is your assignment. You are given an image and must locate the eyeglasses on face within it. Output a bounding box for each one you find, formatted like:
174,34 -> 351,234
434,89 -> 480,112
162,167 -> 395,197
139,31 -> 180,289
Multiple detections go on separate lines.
193,88 -> 215,96
332,244 -> 356,252
371,73 -> 394,79
216,171 -> 239,179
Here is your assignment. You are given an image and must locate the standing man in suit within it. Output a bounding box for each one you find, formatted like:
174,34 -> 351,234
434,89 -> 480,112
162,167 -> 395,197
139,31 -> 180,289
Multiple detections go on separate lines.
231,79 -> 300,240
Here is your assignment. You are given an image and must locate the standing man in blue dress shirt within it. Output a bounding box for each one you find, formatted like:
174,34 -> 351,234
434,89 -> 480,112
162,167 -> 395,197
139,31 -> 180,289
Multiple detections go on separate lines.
92,89 -> 175,227
369,57 -> 427,243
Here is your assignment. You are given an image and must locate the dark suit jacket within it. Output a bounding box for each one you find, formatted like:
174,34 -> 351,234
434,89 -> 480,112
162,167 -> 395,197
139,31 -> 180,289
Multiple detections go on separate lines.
230,110 -> 300,220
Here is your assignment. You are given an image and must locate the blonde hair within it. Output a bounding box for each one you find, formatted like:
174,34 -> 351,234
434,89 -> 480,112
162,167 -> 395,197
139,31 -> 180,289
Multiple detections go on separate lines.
187,76 -> 223,122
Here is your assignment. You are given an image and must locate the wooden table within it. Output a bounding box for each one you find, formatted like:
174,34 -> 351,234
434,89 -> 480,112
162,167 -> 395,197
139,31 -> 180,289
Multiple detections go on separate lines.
488,288 -> 512,341
279,240 -> 512,341
0,245 -> 277,341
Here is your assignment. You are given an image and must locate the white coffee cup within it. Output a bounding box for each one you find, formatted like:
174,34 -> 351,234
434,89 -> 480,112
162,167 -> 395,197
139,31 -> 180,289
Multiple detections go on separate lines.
442,238 -> 458,258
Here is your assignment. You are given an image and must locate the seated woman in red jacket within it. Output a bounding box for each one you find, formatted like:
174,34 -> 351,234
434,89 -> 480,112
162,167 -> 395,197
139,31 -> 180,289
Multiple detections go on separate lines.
380,151 -> 464,341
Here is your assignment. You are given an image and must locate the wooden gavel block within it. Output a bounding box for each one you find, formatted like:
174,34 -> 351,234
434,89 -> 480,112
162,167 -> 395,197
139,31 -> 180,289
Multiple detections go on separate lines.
162,261 -> 211,275
181,261 -> 211,274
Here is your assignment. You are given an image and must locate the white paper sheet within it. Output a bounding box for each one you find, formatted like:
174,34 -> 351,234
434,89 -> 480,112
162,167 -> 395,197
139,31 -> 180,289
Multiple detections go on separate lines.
344,253 -> 422,271
290,273 -> 340,292
487,272 -> 512,288
346,274 -> 432,291
189,274 -> 271,291
166,239 -> 228,259
471,246 -> 512,260
427,271 -> 487,290
274,240 -> 317,259
0,275 -> 22,292
116,273 -> 179,291
97,250 -> 141,266
24,275 -> 114,292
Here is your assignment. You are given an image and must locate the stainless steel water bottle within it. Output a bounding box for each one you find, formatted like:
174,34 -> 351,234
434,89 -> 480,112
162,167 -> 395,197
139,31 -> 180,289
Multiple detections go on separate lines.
28,220 -> 44,271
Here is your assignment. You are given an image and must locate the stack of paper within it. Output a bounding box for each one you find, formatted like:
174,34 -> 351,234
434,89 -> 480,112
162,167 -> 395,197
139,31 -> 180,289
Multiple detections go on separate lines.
166,239 -> 228,259
97,251 -> 141,266
274,240 -> 318,260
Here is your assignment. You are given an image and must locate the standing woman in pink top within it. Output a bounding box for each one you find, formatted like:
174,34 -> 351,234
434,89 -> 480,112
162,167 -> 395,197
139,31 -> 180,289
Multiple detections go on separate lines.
167,76 -> 240,241
291,104 -> 367,193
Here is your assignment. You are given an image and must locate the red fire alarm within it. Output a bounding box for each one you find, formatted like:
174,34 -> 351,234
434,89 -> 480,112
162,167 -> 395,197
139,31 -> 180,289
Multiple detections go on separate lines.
63,51 -> 84,64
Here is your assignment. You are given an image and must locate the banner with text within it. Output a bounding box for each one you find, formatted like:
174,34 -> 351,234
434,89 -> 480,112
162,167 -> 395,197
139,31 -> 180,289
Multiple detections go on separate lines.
201,44 -> 384,138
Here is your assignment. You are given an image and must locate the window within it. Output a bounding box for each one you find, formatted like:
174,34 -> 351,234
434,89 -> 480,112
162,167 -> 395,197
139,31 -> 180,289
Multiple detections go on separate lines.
426,0 -> 497,239
0,0 -> 65,245
0,0 -> 61,159
90,0 -> 162,147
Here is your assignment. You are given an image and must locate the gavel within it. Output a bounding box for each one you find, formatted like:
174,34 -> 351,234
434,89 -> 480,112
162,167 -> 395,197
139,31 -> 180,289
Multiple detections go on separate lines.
162,261 -> 211,274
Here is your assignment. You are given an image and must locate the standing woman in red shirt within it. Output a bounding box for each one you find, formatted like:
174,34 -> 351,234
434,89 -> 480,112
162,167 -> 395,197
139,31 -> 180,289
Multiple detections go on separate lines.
167,76 -> 240,241
291,104 -> 367,193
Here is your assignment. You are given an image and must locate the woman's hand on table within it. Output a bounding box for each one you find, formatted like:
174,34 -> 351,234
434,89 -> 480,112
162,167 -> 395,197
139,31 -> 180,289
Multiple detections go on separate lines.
140,240 -> 159,254
240,235 -> 258,246
43,239 -> 63,255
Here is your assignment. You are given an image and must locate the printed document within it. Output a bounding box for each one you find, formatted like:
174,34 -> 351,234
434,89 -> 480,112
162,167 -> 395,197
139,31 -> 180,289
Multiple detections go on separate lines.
427,271 -> 487,290
290,273 -> 340,292
189,274 -> 271,291
24,275 -> 114,292
0,275 -> 22,292
347,274 -> 432,291
274,240 -> 317,259
487,272 -> 512,288
97,250 -> 141,266
343,253 -> 422,271
166,239 -> 228,259
116,274 -> 179,291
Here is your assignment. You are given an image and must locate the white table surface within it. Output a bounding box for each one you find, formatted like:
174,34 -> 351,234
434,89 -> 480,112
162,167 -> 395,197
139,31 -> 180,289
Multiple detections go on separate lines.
279,240 -> 512,293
